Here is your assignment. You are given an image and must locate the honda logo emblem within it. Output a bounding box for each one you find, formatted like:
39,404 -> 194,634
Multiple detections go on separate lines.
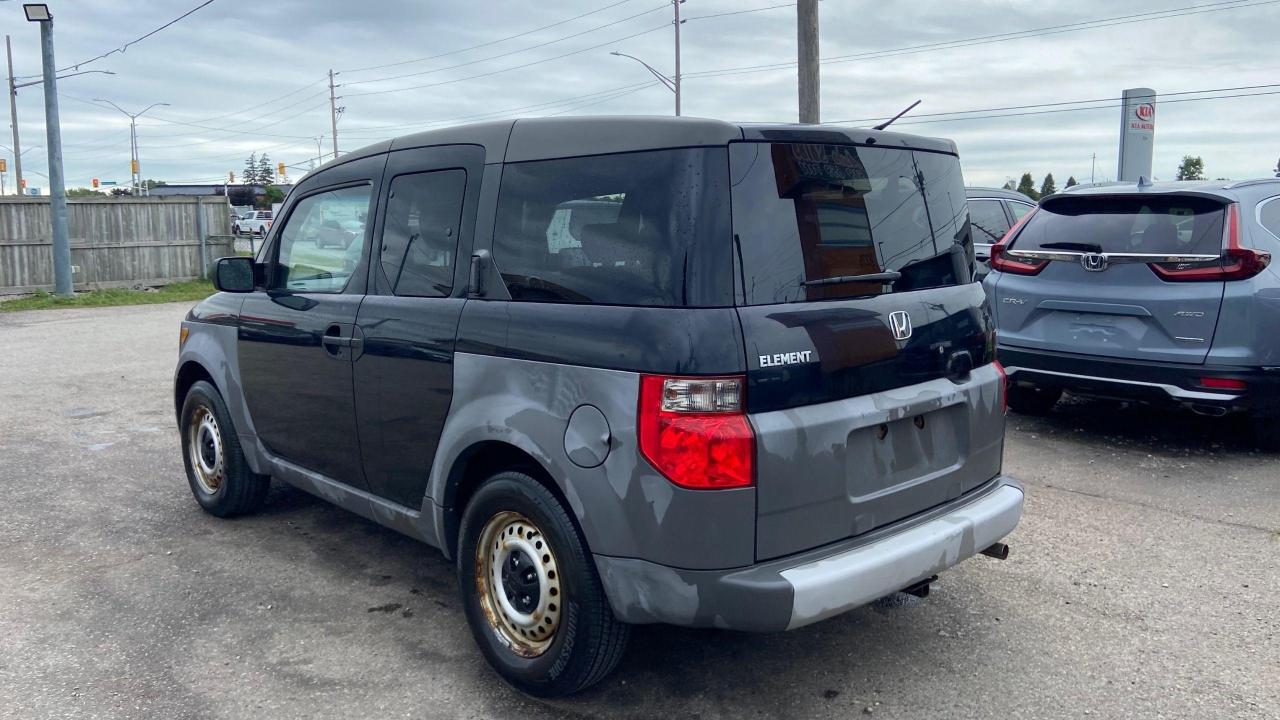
888,310 -> 912,340
1080,253 -> 1109,272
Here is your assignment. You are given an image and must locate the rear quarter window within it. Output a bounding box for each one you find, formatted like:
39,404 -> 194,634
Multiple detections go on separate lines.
491,148 -> 732,307
1259,196 -> 1280,240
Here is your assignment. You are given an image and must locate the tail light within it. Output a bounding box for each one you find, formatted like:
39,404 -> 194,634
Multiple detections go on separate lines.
1150,203 -> 1271,282
989,208 -> 1046,276
638,375 -> 754,490
994,359 -> 1009,414
1199,377 -> 1247,391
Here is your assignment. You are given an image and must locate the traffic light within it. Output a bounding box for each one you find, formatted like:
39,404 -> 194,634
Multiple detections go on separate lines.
131,159 -> 139,174
277,162 -> 285,177
20,178 -> 26,188
92,178 -> 100,189
0,159 -> 6,173
229,171 -> 235,183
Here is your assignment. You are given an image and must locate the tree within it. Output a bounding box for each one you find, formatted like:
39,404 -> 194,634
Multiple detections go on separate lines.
257,153 -> 274,185
66,187 -> 102,197
263,186 -> 285,206
142,179 -> 166,189
1176,155 -> 1205,181
1040,173 -> 1057,197
1016,172 -> 1039,200
226,186 -> 256,207
1065,176 -> 1079,188
243,152 -> 259,185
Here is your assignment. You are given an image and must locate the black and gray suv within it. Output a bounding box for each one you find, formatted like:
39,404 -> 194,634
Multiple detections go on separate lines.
985,179 -> 1280,447
175,116 -> 1023,696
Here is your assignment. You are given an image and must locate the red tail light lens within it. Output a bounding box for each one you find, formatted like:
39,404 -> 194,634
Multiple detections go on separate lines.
1150,203 -> 1271,282
994,359 -> 1009,414
989,208 -> 1047,276
638,375 -> 754,490
1199,377 -> 1247,391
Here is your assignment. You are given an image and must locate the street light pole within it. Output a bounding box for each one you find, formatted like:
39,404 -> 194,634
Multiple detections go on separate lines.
6,35 -> 23,196
797,0 -> 820,123
94,99 -> 169,196
26,5 -> 72,296
609,51 -> 678,115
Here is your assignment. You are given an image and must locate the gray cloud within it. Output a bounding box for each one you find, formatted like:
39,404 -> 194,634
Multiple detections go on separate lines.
4,0 -> 1277,191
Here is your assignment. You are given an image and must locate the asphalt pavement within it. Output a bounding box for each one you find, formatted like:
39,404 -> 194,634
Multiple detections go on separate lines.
1,301 -> 1276,719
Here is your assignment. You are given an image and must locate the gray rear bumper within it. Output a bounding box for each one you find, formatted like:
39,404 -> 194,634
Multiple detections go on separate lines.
595,476 -> 1023,632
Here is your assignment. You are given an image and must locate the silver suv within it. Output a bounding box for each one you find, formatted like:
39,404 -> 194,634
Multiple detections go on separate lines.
984,179 -> 1280,449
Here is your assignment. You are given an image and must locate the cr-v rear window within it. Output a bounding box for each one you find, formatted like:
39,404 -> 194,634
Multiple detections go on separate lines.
730,142 -> 972,305
1012,195 -> 1226,255
492,148 -> 731,307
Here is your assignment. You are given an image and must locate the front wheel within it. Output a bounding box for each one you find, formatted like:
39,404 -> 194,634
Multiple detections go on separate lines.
1007,384 -> 1062,416
179,380 -> 270,517
457,472 -> 629,697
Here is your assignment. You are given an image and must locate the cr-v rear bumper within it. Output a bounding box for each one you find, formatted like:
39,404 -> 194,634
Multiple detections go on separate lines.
998,344 -> 1280,414
594,476 -> 1023,632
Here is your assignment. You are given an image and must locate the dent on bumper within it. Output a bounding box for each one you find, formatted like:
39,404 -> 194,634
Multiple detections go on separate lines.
595,477 -> 1024,632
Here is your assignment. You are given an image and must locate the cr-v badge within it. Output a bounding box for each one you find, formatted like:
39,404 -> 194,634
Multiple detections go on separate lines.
889,310 -> 913,340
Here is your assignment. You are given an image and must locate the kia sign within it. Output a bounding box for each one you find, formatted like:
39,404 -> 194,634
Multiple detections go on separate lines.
1118,88 -> 1156,182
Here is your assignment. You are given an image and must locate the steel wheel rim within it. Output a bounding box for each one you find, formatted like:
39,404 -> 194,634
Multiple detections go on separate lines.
474,511 -> 562,658
187,406 -> 224,495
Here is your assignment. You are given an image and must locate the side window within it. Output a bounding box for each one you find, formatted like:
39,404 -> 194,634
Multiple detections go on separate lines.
379,169 -> 466,298
1259,197 -> 1280,239
273,184 -> 372,293
1008,200 -> 1035,222
969,199 -> 1012,242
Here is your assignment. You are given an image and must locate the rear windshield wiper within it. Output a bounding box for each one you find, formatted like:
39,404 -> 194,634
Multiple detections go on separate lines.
1037,241 -> 1102,253
802,271 -> 902,287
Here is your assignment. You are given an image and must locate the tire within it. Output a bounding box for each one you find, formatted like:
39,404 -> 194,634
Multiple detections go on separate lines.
1251,414 -> 1280,453
179,380 -> 270,518
1007,383 -> 1062,416
457,472 -> 629,697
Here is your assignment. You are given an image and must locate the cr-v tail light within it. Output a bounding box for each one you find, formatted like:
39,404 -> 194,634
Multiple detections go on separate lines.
1150,203 -> 1271,282
989,208 -> 1047,276
638,375 -> 754,489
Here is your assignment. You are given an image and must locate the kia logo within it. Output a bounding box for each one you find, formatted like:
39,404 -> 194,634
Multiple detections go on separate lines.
1135,103 -> 1155,121
888,310 -> 913,341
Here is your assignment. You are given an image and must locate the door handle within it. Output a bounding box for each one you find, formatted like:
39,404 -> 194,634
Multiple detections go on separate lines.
322,324 -> 350,355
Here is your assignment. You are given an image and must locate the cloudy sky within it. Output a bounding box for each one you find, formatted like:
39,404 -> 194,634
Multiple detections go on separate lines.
3,0 -> 1278,192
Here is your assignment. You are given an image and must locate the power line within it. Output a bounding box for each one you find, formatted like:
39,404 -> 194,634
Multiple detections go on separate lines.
339,0 -> 639,74
342,23 -> 670,99
56,0 -> 218,73
685,2 -> 796,21
339,2 -> 670,87
685,0 -> 1279,80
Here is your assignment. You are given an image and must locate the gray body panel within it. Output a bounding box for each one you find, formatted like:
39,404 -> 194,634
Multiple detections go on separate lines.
596,476 -> 1022,631
753,364 -> 1005,560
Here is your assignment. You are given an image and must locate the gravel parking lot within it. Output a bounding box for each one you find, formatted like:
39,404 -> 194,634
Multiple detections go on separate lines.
1,302 -> 1276,719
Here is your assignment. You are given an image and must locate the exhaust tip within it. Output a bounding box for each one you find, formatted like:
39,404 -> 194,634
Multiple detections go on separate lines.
980,542 -> 1010,560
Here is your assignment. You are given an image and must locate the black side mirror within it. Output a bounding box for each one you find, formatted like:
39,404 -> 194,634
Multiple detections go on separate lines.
214,256 -> 256,293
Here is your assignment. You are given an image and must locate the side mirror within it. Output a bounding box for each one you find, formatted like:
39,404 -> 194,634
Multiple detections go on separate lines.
214,256 -> 256,293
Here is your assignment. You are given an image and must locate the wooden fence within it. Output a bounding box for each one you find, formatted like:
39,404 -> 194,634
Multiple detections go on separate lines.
0,196 -> 234,294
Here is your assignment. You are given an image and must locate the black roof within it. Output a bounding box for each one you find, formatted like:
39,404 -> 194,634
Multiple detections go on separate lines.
312,116 -> 960,177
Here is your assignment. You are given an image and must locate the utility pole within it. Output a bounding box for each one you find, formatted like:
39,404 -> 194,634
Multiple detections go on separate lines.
1091,153 -> 1097,184
27,6 -> 72,296
328,69 -> 339,160
94,100 -> 168,197
797,0 -> 820,124
6,35 -> 22,196
672,0 -> 683,116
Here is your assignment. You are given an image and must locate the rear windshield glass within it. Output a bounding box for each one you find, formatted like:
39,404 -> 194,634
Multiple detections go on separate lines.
730,142 -> 972,305
492,148 -> 731,307
1013,195 -> 1226,255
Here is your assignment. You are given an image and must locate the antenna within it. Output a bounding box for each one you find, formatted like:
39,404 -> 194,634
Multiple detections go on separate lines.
873,100 -> 921,131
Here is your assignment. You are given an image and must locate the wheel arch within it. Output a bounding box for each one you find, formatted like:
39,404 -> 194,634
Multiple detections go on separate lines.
174,359 -> 216,421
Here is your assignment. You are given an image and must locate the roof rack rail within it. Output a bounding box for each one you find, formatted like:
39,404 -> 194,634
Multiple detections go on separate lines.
1222,178 -> 1280,190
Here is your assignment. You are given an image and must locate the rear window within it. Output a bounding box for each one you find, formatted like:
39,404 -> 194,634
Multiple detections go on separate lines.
730,142 -> 972,305
492,148 -> 731,307
1013,195 -> 1226,255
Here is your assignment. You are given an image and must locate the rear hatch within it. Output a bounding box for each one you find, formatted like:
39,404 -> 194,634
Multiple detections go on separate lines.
728,140 -> 1004,561
988,193 -> 1230,363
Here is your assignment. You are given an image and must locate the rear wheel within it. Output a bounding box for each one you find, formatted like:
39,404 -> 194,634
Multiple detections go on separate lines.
179,380 -> 270,517
1007,384 -> 1062,416
457,472 -> 629,697
1251,414 -> 1279,452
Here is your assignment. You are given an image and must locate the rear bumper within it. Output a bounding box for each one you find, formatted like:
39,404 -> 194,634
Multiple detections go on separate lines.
595,476 -> 1023,632
998,344 -> 1280,414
